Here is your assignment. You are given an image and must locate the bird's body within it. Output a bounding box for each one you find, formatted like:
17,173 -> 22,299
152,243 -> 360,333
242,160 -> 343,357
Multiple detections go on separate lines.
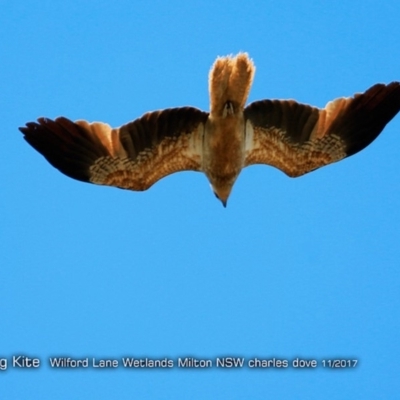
203,54 -> 254,204
20,53 -> 400,206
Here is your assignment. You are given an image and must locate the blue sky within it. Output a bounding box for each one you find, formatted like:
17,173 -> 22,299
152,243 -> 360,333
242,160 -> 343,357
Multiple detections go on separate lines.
1,0 -> 400,398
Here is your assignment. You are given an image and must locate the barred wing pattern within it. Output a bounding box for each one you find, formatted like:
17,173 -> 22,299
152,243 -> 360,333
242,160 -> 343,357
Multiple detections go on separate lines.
244,83 -> 400,177
20,107 -> 208,191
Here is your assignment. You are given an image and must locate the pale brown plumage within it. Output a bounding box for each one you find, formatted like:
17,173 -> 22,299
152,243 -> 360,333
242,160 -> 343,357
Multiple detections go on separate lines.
20,53 -> 400,206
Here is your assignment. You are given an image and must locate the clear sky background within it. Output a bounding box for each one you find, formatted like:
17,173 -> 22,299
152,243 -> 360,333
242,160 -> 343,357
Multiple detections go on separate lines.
1,0 -> 400,398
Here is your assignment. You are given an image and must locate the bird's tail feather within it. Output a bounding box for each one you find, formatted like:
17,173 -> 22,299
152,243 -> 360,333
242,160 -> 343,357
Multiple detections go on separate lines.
209,53 -> 255,117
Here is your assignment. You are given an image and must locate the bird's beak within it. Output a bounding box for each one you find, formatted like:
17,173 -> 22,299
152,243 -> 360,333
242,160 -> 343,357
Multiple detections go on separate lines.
210,181 -> 233,208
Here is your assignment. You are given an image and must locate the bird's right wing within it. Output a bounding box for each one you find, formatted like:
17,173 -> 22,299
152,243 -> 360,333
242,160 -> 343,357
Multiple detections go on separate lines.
244,82 -> 400,177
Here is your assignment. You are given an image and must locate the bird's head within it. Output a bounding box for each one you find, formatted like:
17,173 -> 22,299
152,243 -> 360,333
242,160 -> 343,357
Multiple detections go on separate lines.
209,176 -> 237,207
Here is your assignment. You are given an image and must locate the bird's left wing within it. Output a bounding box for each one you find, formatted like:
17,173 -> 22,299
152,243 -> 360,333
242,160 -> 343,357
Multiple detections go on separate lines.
244,82 -> 400,177
20,107 -> 209,190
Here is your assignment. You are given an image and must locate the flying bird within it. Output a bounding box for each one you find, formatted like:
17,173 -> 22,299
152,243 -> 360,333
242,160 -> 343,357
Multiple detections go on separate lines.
20,53 -> 400,207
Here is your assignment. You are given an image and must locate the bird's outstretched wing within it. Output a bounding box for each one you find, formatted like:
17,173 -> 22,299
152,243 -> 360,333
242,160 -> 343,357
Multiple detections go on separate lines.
244,82 -> 400,177
20,107 -> 209,190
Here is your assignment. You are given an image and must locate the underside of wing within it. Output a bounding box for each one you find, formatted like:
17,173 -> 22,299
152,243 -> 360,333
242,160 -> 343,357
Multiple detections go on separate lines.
20,107 -> 209,190
244,82 -> 400,177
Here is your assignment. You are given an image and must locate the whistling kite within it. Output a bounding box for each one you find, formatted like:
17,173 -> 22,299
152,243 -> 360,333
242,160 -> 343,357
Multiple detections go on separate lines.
20,53 -> 400,206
